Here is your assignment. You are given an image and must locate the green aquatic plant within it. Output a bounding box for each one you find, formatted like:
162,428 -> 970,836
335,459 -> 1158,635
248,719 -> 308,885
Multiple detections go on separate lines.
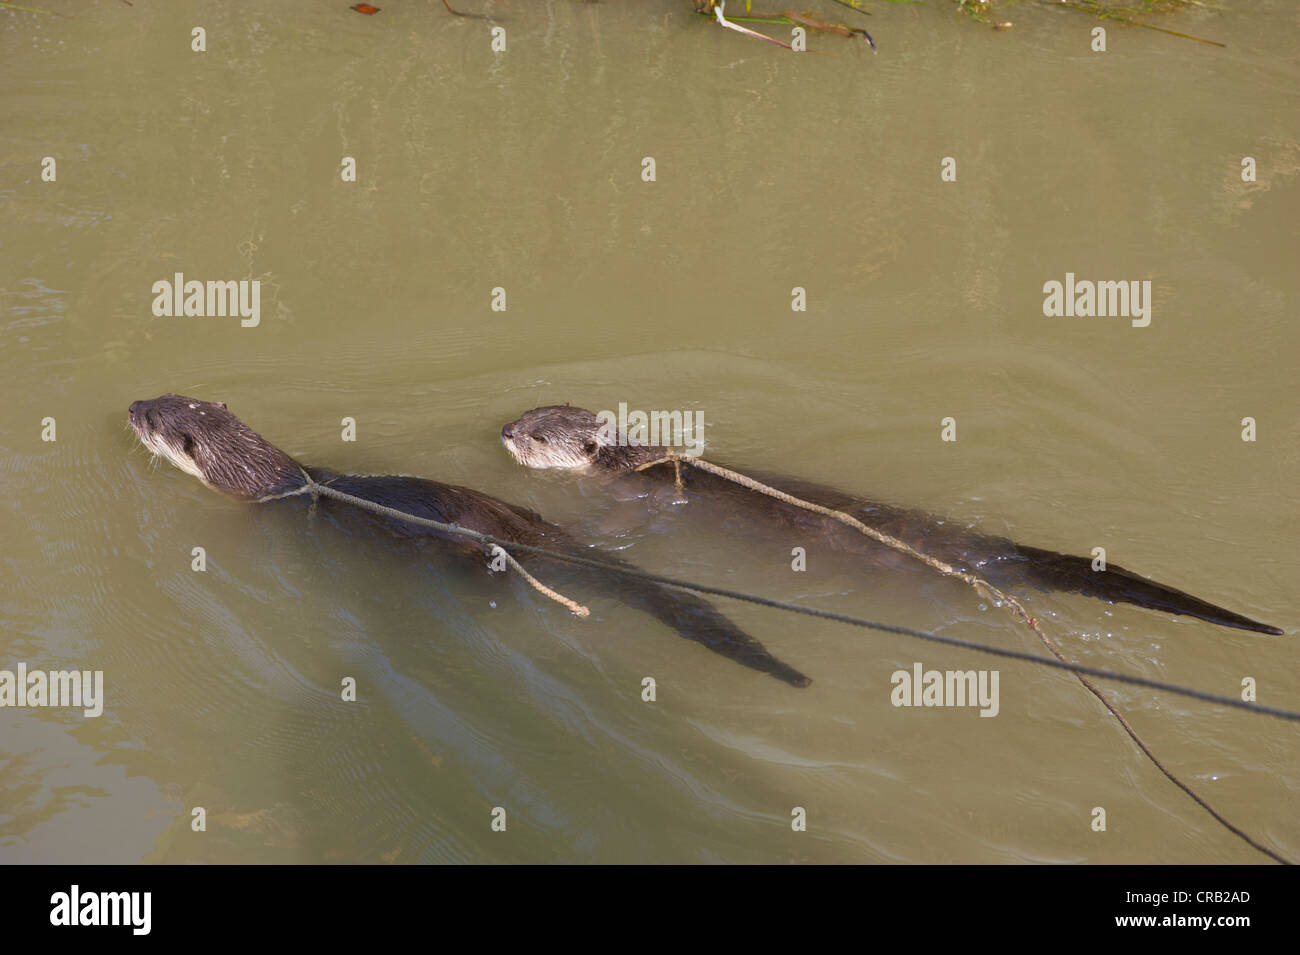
0,1 -> 62,14
954,0 -> 1226,46
692,0 -> 1224,49
1046,0 -> 1226,46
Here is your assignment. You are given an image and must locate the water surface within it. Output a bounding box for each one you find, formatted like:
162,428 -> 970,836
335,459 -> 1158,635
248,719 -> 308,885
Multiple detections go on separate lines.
1,0 -> 1296,863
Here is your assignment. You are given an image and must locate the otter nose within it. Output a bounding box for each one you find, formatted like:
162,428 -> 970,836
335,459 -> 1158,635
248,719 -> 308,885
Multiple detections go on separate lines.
501,423 -> 515,440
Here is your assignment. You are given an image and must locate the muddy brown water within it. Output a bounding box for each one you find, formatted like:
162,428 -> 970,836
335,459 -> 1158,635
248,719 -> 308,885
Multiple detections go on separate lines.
1,0 -> 1296,863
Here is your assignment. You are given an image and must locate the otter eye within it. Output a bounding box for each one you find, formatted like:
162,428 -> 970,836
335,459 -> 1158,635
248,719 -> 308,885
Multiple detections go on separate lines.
533,434 -> 548,444
182,433 -> 196,458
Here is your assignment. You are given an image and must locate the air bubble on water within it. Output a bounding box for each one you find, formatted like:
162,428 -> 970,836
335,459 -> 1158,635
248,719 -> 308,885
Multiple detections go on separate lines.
489,601 -> 497,609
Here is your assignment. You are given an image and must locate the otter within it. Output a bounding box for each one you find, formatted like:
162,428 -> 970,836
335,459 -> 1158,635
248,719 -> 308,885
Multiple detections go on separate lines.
127,395 -> 811,687
501,404 -> 1283,636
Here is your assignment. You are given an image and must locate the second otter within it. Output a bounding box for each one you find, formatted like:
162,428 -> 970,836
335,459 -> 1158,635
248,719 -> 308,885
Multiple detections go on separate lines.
500,404 -> 1283,636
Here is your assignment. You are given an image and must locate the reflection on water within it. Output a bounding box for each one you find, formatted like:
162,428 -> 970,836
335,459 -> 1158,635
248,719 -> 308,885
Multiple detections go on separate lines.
1,1 -> 1295,863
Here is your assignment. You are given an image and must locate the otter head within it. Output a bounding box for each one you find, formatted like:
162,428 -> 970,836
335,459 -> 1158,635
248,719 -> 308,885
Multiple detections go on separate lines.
500,404 -> 609,470
128,394 -> 305,500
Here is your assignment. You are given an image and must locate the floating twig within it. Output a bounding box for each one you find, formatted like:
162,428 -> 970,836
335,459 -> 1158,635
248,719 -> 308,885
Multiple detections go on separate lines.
441,0 -> 494,20
784,10 -> 875,51
712,1 -> 796,49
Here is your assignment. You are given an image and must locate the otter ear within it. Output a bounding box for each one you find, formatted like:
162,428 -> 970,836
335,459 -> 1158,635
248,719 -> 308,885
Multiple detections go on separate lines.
182,433 -> 197,458
583,439 -> 598,456
563,402 -> 570,407
216,401 -> 227,410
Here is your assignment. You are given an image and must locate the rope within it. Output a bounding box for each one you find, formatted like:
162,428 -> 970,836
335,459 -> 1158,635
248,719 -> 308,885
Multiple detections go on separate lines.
261,466 -> 1300,722
267,471 -> 589,617
633,451 -> 1294,865
259,459 -> 1292,863
487,545 -> 590,618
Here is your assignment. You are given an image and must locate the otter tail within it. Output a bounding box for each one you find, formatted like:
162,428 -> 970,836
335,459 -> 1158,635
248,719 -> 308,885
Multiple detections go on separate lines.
623,579 -> 813,687
988,546 -> 1283,635
565,563 -> 811,687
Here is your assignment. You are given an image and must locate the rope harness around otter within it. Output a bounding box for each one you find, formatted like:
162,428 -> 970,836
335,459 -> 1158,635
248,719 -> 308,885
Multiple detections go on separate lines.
267,469 -> 591,617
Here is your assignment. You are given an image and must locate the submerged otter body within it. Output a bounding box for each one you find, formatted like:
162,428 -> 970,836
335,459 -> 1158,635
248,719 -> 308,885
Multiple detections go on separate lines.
128,394 -> 811,687
501,404 -> 1283,636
